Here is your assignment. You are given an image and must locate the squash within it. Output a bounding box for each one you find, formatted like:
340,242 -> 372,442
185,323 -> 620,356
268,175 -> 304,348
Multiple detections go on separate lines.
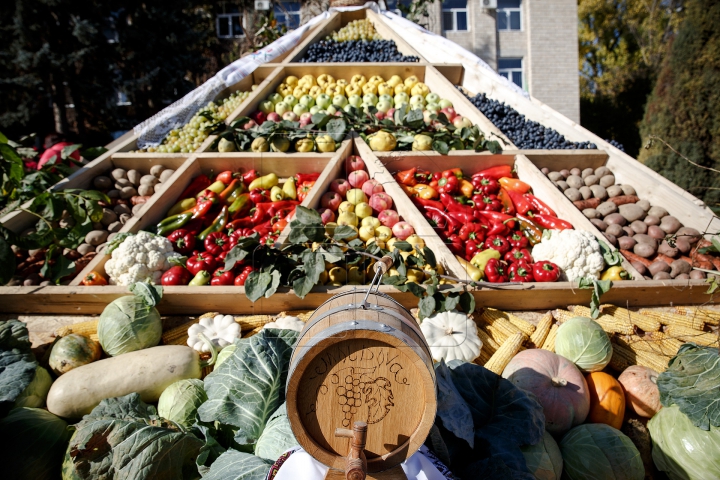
618,365 -> 661,418
263,316 -> 304,332
502,349 -> 590,435
420,311 -> 482,363
48,334 -> 101,375
585,371 -> 626,430
46,345 -> 214,419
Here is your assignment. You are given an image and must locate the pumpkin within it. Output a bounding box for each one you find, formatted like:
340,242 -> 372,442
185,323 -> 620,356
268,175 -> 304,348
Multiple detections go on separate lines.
586,371 -> 626,430
48,334 -> 101,375
555,316 -> 613,372
502,349 -> 590,435
521,430 -> 563,480
618,365 -> 661,418
420,311 -> 482,363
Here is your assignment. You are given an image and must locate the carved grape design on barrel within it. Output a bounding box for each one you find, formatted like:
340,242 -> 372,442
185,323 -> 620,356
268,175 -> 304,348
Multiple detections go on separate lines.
331,367 -> 394,427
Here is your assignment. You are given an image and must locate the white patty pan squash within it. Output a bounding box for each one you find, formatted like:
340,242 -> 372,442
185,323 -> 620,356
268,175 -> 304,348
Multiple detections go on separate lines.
263,316 -> 304,332
421,311 -> 482,363
187,315 -> 240,352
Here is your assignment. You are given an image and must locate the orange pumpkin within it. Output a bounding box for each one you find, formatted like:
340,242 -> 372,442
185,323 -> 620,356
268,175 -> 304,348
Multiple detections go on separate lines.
585,371 -> 625,429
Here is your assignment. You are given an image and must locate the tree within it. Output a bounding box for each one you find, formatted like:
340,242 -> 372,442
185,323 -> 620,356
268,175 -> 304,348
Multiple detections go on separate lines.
638,0 -> 720,211
578,0 -> 683,155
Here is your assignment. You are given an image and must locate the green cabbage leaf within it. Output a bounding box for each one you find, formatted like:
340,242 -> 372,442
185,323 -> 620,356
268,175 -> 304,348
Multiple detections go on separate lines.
554,316 -> 613,372
520,430 -> 563,480
158,379 -> 207,429
0,320 -> 39,415
13,365 -> 52,409
202,449 -> 272,480
254,403 -> 297,462
560,423 -> 643,480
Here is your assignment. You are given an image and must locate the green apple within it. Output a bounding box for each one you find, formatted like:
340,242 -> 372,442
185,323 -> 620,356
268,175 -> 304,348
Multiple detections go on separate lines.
361,216 -> 381,229
376,100 -> 392,113
410,95 -> 425,107
293,103 -> 308,116
332,95 -> 348,108
326,105 -> 338,115
259,100 -> 275,114
426,103 -> 441,113
274,102 -> 290,115
283,95 -> 298,108
268,93 -> 283,104
343,104 -> 355,113
316,94 -> 332,109
362,93 -> 378,106
348,94 -> 363,108
361,103 -> 374,112
300,94 -> 315,108
425,93 -> 441,104
355,202 -> 372,219
310,105 -> 322,114
438,99 -> 453,109
394,92 -> 410,106
378,94 -> 393,105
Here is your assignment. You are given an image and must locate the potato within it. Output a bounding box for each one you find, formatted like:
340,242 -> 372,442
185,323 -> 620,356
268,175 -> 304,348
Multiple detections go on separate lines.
590,218 -> 608,231
621,185 -> 637,196
659,216 -> 681,234
690,270 -> 707,279
618,236 -> 637,250
589,185 -> 607,200
603,233 -> 618,246
100,208 -> 118,227
120,186 -> 138,199
647,225 -> 666,240
606,224 -> 625,237
541,167 -> 549,175
92,222 -> 104,230
675,238 -> 692,254
159,169 -> 175,183
77,243 -> 95,255
114,204 -> 131,215
604,213 -> 627,226
583,208 -> 600,219
622,226 -> 635,237
579,186 -> 593,200
658,240 -> 679,258
647,206 -> 668,218
564,188 -> 581,201
114,178 -> 132,189
618,204 -> 645,223
653,271 -> 672,280
560,169 -> 571,178
111,168 -> 127,180
644,215 -> 660,226
633,234 -> 657,247
648,261 -> 671,276
107,221 -> 123,233
138,184 -> 155,196
631,261 -> 648,276
85,230 -> 109,246
93,176 -> 112,189
676,227 -> 702,244
127,169 -> 141,186
63,248 -> 82,260
629,221 -> 648,235
584,175 -> 599,186
140,174 -> 159,187
581,168 -> 594,178
636,200 -> 651,212
669,260 -> 692,278
606,185 -> 623,197
675,273 -> 690,280
118,213 -> 131,225
150,164 -> 166,177
556,180 -> 569,191
566,175 -> 583,189
597,201 -> 619,216
599,175 -> 616,188
634,243 -> 656,258
569,167 -> 580,176
548,171 -> 563,181
107,189 -> 121,199
594,166 -> 611,177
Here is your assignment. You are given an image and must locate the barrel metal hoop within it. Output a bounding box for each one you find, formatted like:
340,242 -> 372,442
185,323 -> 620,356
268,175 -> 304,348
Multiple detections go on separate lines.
309,289 -> 407,314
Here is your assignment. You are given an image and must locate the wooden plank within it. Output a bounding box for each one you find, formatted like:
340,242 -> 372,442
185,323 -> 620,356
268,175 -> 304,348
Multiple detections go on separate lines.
515,150 -> 609,171
433,64 -> 465,86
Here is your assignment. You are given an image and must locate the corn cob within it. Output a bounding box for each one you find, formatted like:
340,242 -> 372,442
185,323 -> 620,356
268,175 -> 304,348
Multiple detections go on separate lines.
674,306 -> 720,326
638,309 -> 705,330
665,324 -> 719,347
235,315 -> 274,332
598,305 -> 661,332
56,319 -> 99,342
609,341 -> 669,372
644,331 -> 684,354
541,325 -> 559,352
476,328 -> 501,365
483,324 -> 511,345
484,332 -> 526,374
242,325 -> 264,338
478,310 -> 523,339
482,308 -> 535,336
613,335 -> 679,358
529,313 -> 553,348
569,305 -> 635,335
552,309 -> 575,324
162,320 -> 198,345
277,310 -> 314,322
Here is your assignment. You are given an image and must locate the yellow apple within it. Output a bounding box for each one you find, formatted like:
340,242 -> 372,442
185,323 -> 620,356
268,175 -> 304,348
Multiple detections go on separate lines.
345,84 -> 362,97
362,82 -> 378,95
346,189 -> 368,205
318,269 -> 328,284
369,75 -> 384,84
347,266 -> 364,285
317,74 -> 335,88
325,221 -> 338,236
359,225 -> 376,242
394,84 -> 408,95
387,75 -> 403,88
406,268 -> 424,283
350,74 -> 367,86
354,202 -> 372,219
361,216 -> 381,229
375,226 -> 392,242
309,85 -> 323,98
404,75 -> 419,90
337,211 -> 358,227
366,237 -> 386,249
406,234 -> 425,251
386,237 -> 398,251
328,266 -> 347,285
338,201 -> 354,214
377,83 -> 394,96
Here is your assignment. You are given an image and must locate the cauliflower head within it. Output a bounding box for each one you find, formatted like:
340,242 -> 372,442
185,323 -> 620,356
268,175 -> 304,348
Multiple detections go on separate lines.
531,229 -> 604,282
106,231 -> 180,285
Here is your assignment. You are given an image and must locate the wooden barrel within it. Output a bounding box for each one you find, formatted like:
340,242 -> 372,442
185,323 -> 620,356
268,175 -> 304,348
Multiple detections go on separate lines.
330,0 -> 368,7
286,290 -> 436,473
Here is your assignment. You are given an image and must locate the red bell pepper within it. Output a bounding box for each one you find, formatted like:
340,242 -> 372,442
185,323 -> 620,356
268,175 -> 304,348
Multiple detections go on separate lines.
465,239 -> 483,260
216,170 -> 240,185
442,168 -> 464,179
481,194 -> 502,212
484,235 -> 511,254
508,261 -> 535,282
211,267 -> 235,286
499,177 -> 532,194
395,167 -> 418,186
445,234 -> 464,256
533,261 -> 561,282
183,218 -> 205,236
260,234 -> 277,246
167,229 -> 196,255
425,208 -> 447,231
440,193 -> 474,215
272,216 -> 289,233
179,174 -> 211,200
472,165 -> 513,180
191,190 -> 219,219
253,220 -> 273,237
161,266 -> 192,286
526,194 -> 556,217
530,214 -> 573,231
485,258 -> 509,283
504,247 -> 533,264
437,175 -> 459,194
297,181 -> 315,202
472,176 -> 500,195
505,189 -> 533,215
497,188 -> 515,215
459,223 -> 487,242
413,197 -> 445,211
249,203 -> 275,226
249,188 -> 270,204
187,252 -> 217,276
242,169 -> 259,185
204,232 -> 231,256
508,232 -> 529,249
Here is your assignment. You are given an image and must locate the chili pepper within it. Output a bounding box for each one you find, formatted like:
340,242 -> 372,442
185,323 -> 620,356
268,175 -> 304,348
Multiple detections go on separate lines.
253,219 -> 273,237
470,248 -> 501,274
226,183 -> 248,204
508,261 -> 534,282
459,179 -> 474,197
242,169 -> 259,184
218,179 -> 241,203
216,170 -> 240,185
472,165 -> 513,180
600,266 -> 629,281
161,266 -> 192,286
459,223 -> 487,242
251,202 -> 278,225
413,184 -> 439,199
445,234 -> 464,256
471,176 -> 500,195
530,214 -> 573,231
508,232 -> 529,249
448,210 -> 475,225
81,271 -> 107,286
425,208 -> 447,230
211,267 -> 235,286
297,181 -> 314,202
440,193 -> 474,215
504,247 -> 533,264
199,180 -> 226,197
249,188 -> 270,204
167,229 -> 196,255
497,188 -> 515,215
499,177 -> 532,194
442,168 -> 464,179
204,232 -> 231,256
187,252 -> 217,276
453,195 -> 473,205
189,270 -> 211,286
475,210 -> 517,230
533,261 -> 561,282
481,194 -> 502,212
198,206 -> 229,241
295,172 -> 319,184
416,168 -> 433,182
465,239 -> 483,260
412,197 -> 445,211
269,200 -> 299,216
226,218 -> 255,231
484,235 -> 511,254
516,214 -> 544,245
395,167 -> 418,186
228,193 -> 253,219
156,212 -> 193,236
485,258 -> 509,283
437,175 -> 459,194
505,188 -> 533,215
179,174 -> 211,199
526,194 -> 556,217
191,190 -> 220,219
167,198 -> 197,217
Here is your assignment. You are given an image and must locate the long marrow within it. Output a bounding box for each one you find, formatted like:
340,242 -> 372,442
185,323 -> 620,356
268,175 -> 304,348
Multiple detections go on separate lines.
47,345 -> 212,419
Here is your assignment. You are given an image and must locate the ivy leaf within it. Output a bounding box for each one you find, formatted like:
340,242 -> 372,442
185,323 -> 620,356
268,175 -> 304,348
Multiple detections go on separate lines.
404,281 -> 426,297
300,251 -> 325,284
224,246 -> 250,271
421,246 -> 437,268
392,240 -> 412,252
578,277 -> 612,319
432,140 -> 450,155
459,291 -> 476,314
61,144 -> 81,160
405,109 -> 424,128
294,206 -> 322,225
444,293 -> 461,312
418,295 -> 436,320
265,270 -> 282,298
292,276 -> 316,299
245,272 -> 272,302
318,246 -> 344,264
486,140 -> 502,154
326,118 -> 347,142
50,255 -> 76,284
332,225 -> 357,240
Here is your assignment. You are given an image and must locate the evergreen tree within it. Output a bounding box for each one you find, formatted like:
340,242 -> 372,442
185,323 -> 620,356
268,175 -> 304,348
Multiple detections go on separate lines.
638,0 -> 720,210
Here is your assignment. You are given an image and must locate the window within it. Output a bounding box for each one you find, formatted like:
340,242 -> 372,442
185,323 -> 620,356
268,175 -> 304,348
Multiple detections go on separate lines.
442,0 -> 468,32
497,0 -> 522,31
217,13 -> 244,38
275,1 -> 301,29
498,58 -> 523,88
116,91 -> 131,106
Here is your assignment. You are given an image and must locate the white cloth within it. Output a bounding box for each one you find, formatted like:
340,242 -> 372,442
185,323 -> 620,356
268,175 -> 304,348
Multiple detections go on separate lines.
270,446 -> 448,480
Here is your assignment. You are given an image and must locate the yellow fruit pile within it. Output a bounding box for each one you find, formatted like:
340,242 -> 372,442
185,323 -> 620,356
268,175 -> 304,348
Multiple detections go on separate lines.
330,19 -> 383,42
276,73 -> 429,100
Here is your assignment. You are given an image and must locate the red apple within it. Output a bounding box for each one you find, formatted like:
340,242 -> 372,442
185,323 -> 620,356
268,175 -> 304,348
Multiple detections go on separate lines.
267,112 -> 281,122
346,155 -> 365,172
362,179 -> 384,197
423,110 -> 434,124
392,221 -> 415,240
440,107 -> 457,121
453,116 -> 473,129
251,111 -> 267,124
319,208 -> 336,225
369,192 -> 393,214
375,111 -> 386,120
378,209 -> 400,228
321,191 -> 342,211
330,179 -> 351,197
348,170 -> 370,188
243,119 -> 257,130
282,112 -> 298,122
386,108 -> 396,121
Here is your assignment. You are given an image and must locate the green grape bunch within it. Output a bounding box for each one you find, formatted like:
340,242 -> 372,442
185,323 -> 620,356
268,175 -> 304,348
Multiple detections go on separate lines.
330,19 -> 383,42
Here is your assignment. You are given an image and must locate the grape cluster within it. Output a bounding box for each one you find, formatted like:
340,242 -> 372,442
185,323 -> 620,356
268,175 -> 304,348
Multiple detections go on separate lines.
331,19 -> 383,42
337,375 -> 365,427
462,90 -> 597,150
302,40 -> 420,63
605,139 -> 626,152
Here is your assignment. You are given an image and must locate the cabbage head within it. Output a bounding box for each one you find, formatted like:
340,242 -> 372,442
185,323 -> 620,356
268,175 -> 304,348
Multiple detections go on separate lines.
158,379 -> 207,428
0,407 -> 71,480
521,430 -> 563,480
649,405 -> 720,480
98,283 -> 162,356
560,423 -> 643,480
215,344 -> 237,368
555,317 -> 612,372
13,365 -> 52,409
